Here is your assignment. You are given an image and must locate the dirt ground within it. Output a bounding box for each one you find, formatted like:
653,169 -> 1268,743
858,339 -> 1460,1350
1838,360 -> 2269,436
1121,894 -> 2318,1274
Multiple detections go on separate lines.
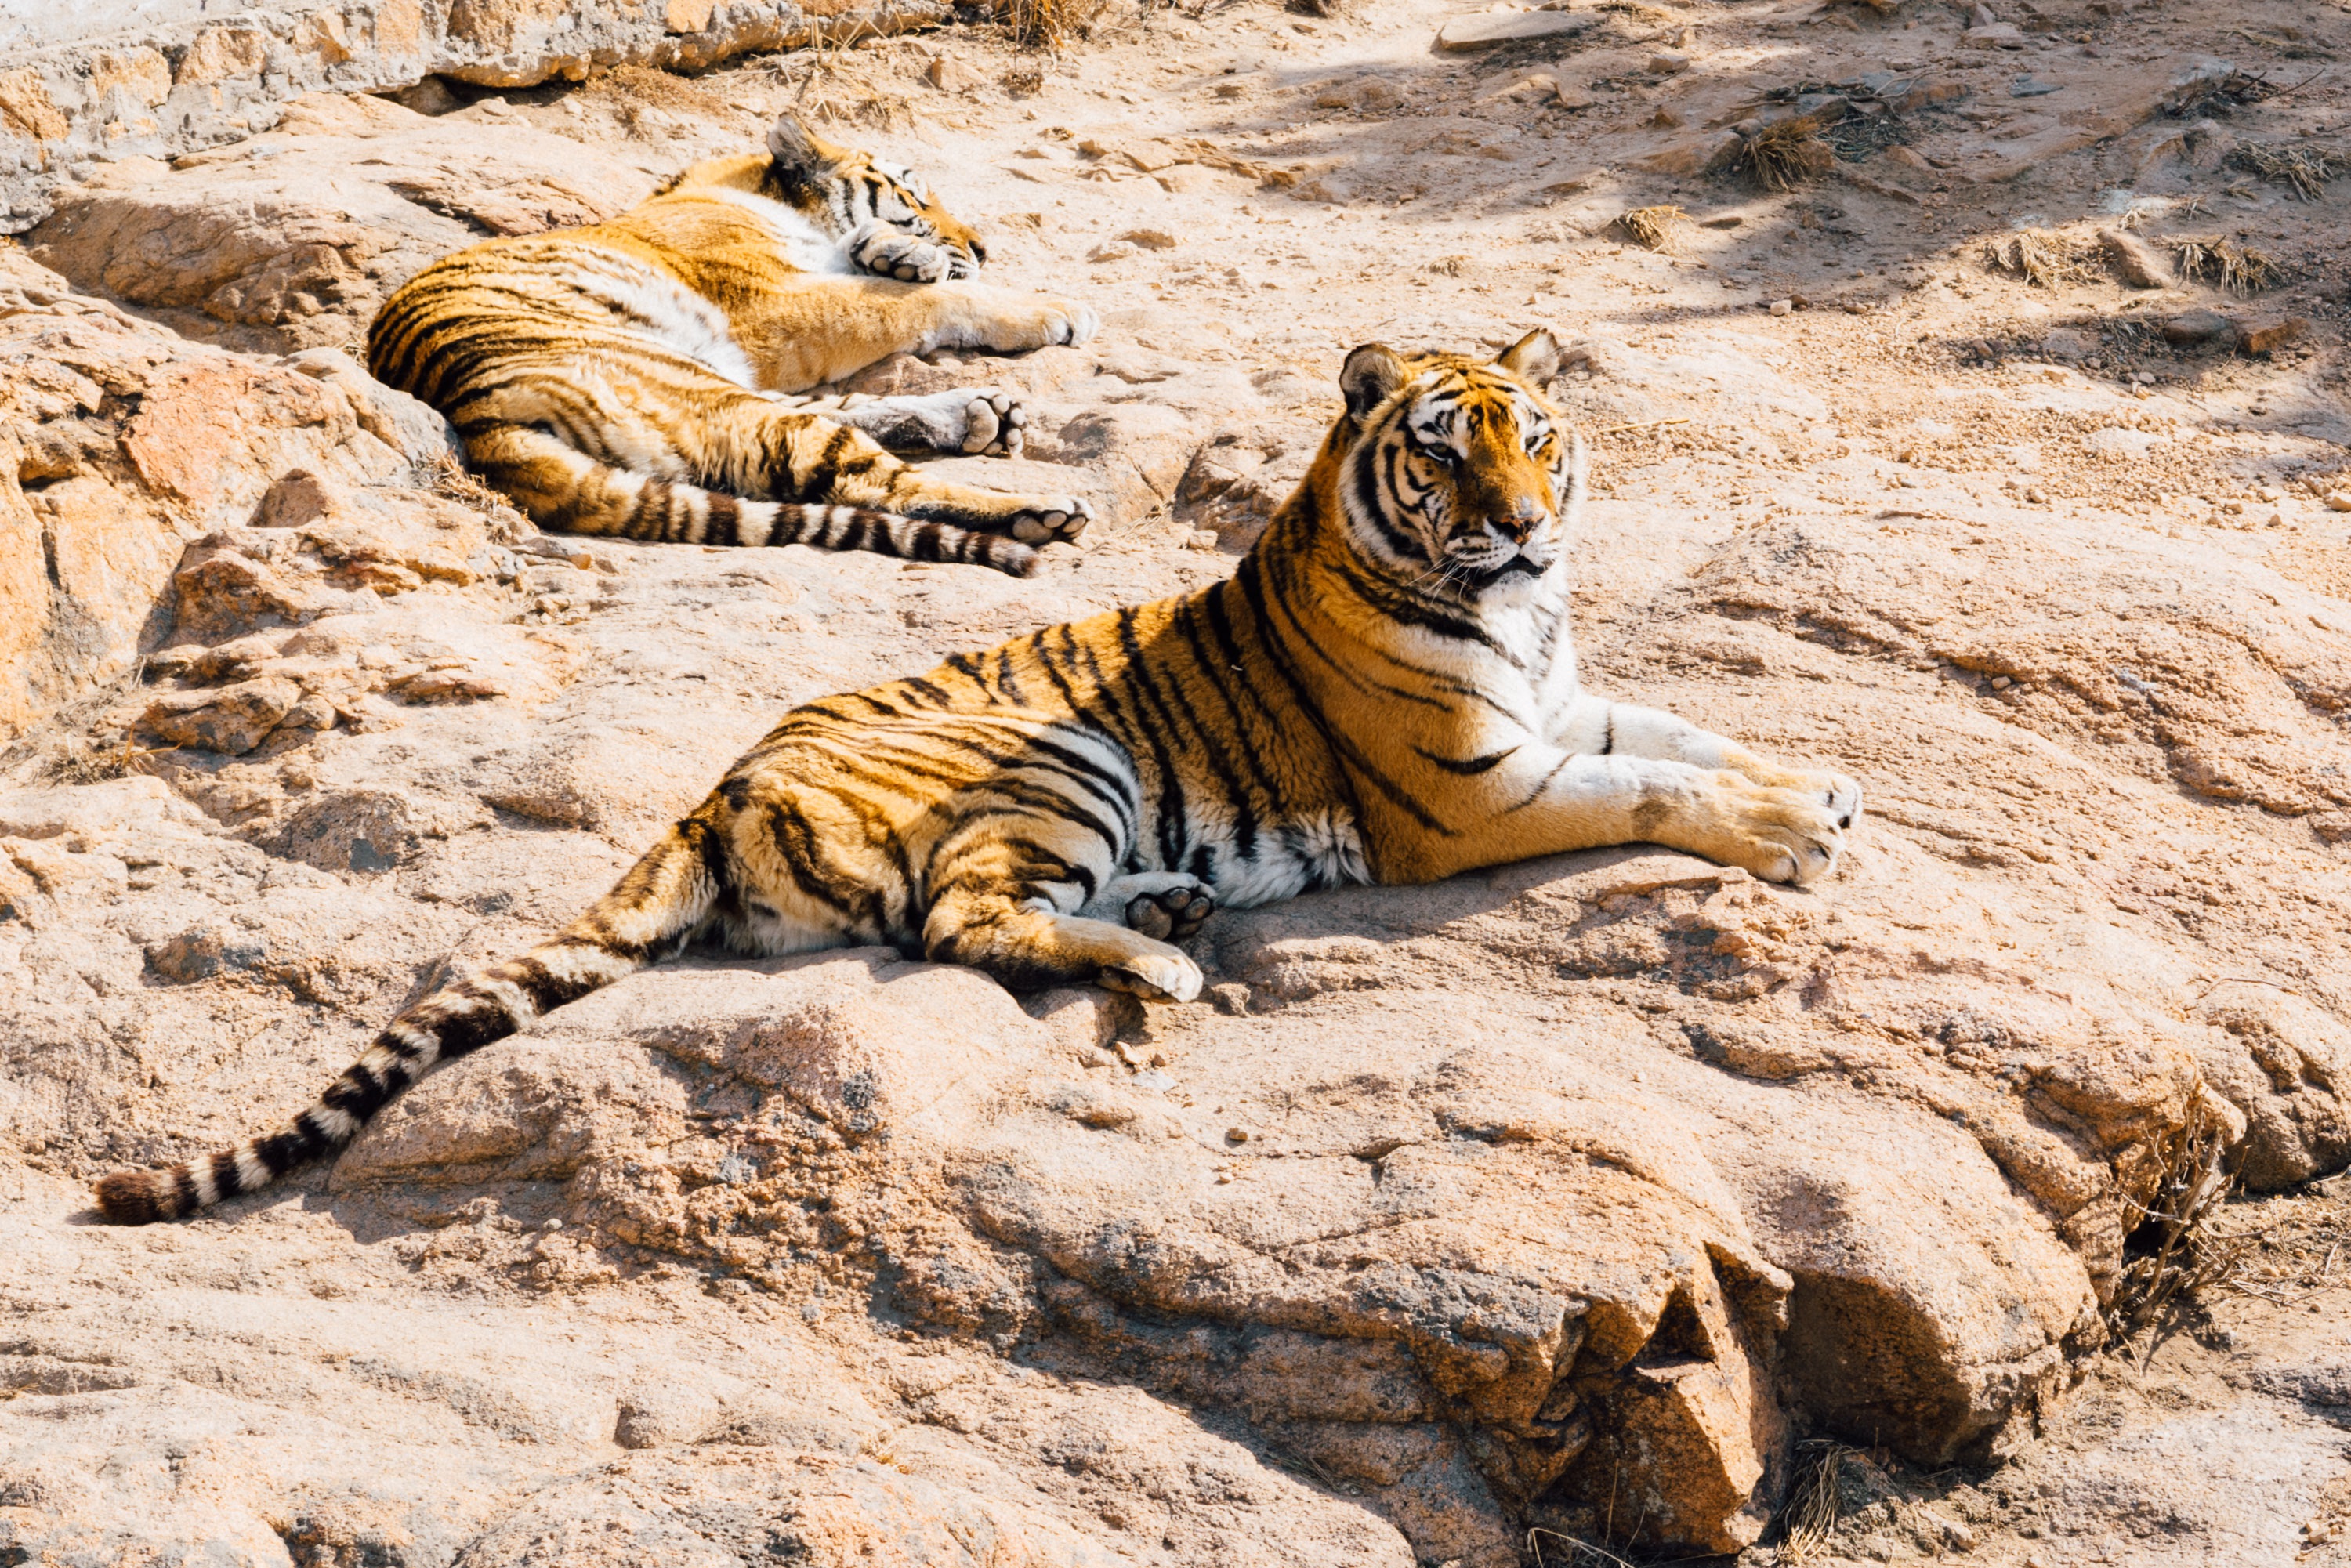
677,8 -> 2351,1556
6,0 -> 2351,1561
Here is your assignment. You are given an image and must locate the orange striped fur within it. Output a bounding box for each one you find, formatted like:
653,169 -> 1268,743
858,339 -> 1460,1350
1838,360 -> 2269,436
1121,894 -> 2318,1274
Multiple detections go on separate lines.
95,331 -> 1861,1224
365,114 -> 1102,576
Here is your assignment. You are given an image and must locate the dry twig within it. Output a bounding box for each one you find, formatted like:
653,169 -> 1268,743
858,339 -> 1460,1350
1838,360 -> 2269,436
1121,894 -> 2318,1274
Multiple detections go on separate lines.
2231,141 -> 2348,201
2171,235 -> 2280,294
1725,118 -> 1835,191
1985,229 -> 2092,288
2105,1095 -> 2254,1367
1614,204 -> 1686,252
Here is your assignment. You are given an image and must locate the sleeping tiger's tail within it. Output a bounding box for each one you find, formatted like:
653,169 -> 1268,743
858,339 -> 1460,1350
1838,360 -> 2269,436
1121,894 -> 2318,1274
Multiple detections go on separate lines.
464,421 -> 1039,578
93,814 -> 737,1225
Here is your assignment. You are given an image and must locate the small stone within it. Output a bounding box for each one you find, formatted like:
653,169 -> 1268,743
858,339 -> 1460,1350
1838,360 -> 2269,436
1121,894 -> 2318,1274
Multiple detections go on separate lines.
1226,1126 -> 1249,1143
2324,492 -> 2351,512
1648,50 -> 1691,74
1118,228 -> 1177,251
2024,487 -> 2047,503
2241,316 -> 2309,356
924,56 -> 976,92
2096,227 -> 2168,288
2162,310 -> 2237,346
1991,675 -> 2012,690
1184,529 -> 1220,551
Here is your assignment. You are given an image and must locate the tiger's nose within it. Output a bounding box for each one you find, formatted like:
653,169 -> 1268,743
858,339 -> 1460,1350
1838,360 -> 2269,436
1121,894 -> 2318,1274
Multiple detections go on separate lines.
1491,496 -> 1545,542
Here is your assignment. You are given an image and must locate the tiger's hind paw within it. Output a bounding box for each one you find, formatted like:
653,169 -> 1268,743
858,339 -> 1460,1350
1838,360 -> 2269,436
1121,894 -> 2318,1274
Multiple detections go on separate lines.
960,388 -> 1027,457
1099,949 -> 1203,1004
1088,872 -> 1215,942
1005,495 -> 1092,545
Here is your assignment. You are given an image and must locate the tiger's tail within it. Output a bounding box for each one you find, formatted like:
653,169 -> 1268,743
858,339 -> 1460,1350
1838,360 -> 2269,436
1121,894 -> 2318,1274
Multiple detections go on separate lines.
94,815 -> 737,1225
464,421 -> 1039,577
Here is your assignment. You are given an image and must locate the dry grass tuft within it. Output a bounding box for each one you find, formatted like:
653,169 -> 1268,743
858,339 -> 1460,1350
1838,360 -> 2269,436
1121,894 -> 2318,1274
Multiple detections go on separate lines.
1000,0 -> 1107,53
1726,118 -> 1835,192
2172,236 -> 2280,294
1985,229 -> 2092,288
1614,204 -> 1686,252
1774,1440 -> 1857,1565
38,735 -> 169,787
999,61 -> 1047,96
2105,1095 -> 2254,1365
2231,141 -> 2348,201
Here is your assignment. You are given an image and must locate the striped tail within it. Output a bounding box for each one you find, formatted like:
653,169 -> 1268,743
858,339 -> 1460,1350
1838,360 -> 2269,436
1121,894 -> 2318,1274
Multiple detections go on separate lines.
465,422 -> 1038,577
94,814 -> 736,1225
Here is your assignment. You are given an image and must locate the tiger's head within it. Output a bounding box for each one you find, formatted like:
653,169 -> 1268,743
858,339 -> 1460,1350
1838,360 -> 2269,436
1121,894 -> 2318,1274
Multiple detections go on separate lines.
1328,330 -> 1584,603
762,113 -> 987,279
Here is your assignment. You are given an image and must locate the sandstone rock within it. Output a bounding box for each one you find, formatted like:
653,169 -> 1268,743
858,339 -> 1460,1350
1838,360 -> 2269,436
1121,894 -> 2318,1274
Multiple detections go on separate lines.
139,675 -> 303,755
0,250 -> 422,741
2241,316 -> 2309,356
28,96 -> 655,353
2097,226 -> 2170,288
1436,10 -> 1599,49
2163,309 -> 2238,346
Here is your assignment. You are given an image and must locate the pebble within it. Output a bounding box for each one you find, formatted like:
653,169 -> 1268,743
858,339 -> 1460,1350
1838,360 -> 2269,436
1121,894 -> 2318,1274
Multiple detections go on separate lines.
2024,486 -> 2047,503
2324,492 -> 2351,512
1769,299 -> 1794,316
1991,675 -> 2013,690
1226,1126 -> 1250,1143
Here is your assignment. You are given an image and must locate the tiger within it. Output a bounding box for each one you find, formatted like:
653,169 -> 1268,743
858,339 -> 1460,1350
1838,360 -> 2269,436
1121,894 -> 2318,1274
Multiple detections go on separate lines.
95,330 -> 1864,1224
363,111 -> 1101,578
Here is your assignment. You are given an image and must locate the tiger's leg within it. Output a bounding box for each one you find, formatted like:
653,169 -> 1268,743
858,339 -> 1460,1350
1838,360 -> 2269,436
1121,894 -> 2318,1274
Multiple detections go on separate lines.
925,884 -> 1204,1002
914,791 -> 1204,1001
1549,694 -> 1863,833
461,420 -> 1043,573
739,279 -> 1099,391
688,394 -> 1092,546
767,387 -> 1027,457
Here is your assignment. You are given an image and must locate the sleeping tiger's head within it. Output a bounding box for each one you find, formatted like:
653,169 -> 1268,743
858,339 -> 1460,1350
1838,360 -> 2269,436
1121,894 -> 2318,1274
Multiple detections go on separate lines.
1328,330 -> 1583,603
763,112 -> 987,279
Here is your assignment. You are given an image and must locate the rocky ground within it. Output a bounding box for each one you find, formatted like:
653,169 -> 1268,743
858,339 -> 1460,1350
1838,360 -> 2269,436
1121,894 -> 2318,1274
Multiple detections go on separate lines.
4,0 -> 2351,1563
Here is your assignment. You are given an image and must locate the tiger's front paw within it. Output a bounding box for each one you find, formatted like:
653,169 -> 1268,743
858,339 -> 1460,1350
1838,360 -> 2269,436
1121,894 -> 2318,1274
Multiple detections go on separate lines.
1704,776 -> 1852,886
961,387 -> 1027,457
1004,494 -> 1092,545
1027,299 -> 1099,349
847,221 -> 951,284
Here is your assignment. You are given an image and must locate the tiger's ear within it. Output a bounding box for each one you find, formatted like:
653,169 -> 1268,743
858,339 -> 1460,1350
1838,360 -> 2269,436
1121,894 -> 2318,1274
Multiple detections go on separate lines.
1495,328 -> 1561,385
1339,343 -> 1407,422
766,113 -> 839,179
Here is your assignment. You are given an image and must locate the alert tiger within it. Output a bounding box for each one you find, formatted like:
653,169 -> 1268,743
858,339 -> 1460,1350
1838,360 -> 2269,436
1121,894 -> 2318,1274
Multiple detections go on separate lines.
364,112 -> 1100,578
96,330 -> 1862,1224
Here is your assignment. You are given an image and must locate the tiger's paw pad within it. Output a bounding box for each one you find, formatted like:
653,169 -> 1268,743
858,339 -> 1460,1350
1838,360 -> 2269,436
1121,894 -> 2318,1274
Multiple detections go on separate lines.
1099,951 -> 1204,1005
1005,495 -> 1092,545
1123,882 -> 1214,943
848,223 -> 951,284
960,388 -> 1027,457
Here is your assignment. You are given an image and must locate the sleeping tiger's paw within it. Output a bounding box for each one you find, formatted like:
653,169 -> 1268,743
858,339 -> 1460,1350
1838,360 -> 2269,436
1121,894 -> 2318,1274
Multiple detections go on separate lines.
1099,948 -> 1204,1005
960,387 -> 1027,457
847,222 -> 952,283
1033,299 -> 1099,349
1004,495 -> 1092,545
1704,777 -> 1850,887
1089,872 -> 1215,942
1722,750 -> 1864,833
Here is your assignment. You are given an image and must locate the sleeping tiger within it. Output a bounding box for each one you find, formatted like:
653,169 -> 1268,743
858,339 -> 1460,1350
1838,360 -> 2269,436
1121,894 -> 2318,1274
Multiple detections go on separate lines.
364,112 -> 1099,578
95,330 -> 1863,1224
